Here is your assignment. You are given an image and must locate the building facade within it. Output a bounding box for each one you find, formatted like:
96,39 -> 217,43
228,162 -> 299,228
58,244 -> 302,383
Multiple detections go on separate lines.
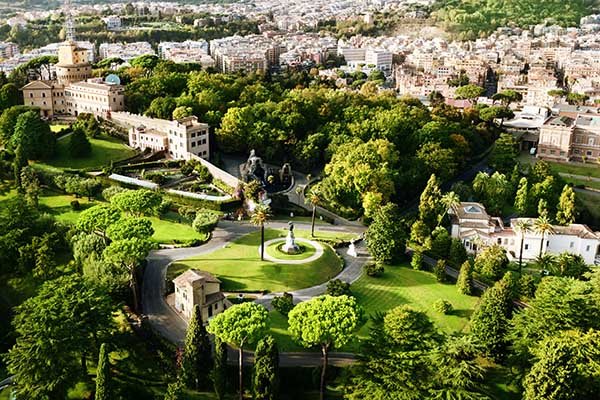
450,202 -> 600,265
115,112 -> 210,160
21,39 -> 124,118
173,269 -> 229,321
538,114 -> 600,162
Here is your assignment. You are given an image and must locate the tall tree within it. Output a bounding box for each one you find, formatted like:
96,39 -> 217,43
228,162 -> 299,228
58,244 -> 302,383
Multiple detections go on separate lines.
457,260 -> 474,295
489,133 -> 518,174
251,204 -> 271,261
5,275 -> 114,400
533,215 -> 554,258
470,278 -> 512,361
95,343 -> 111,400
68,128 -> 92,158
288,295 -> 359,400
106,217 -> 154,241
366,203 -> 406,263
556,185 -> 576,225
212,336 -> 228,400
253,335 -> 279,400
110,189 -> 162,217
474,244 -> 509,281
0,83 -> 20,110
180,305 -> 212,390
514,177 -> 530,216
419,174 -> 444,230
9,110 -> 55,160
514,219 -> 532,273
207,303 -> 269,400
77,204 -> 122,242
164,381 -> 185,400
102,238 -> 152,312
306,185 -> 321,237
523,331 -> 600,400
454,84 -> 485,105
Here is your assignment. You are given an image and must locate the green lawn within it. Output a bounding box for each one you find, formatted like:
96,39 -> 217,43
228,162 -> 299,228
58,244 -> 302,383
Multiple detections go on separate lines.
50,124 -> 69,133
39,134 -> 137,171
6,191 -> 207,245
565,176 -> 600,190
169,229 -> 346,293
549,161 -> 600,179
352,264 -> 479,335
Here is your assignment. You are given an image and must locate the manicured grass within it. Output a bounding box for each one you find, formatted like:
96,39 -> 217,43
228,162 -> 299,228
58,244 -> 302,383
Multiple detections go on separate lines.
265,240 -> 317,260
169,229 -> 344,293
50,124 -> 69,133
40,134 -> 137,171
548,161 -> 600,179
7,191 -> 207,244
565,176 -> 600,190
352,264 -> 479,335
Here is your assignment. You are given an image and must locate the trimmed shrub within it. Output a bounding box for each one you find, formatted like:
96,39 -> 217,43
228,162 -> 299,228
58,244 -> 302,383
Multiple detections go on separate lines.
271,292 -> 294,316
192,209 -> 220,233
411,250 -> 423,270
143,171 -> 167,185
102,185 -> 127,201
326,279 -> 352,297
434,259 -> 447,283
178,205 -> 197,220
70,200 -> 80,211
433,299 -> 452,314
363,262 -> 384,277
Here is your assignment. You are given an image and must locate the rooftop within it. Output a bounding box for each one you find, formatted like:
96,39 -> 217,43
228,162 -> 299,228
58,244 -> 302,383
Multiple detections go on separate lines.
173,269 -> 221,287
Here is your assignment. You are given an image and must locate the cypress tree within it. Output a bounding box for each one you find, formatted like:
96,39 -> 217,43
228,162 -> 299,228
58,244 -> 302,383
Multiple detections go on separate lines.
434,260 -> 447,283
212,335 -> 228,400
469,279 -> 512,361
556,185 -> 576,225
457,261 -> 473,295
95,343 -> 111,400
514,177 -> 529,216
448,238 -> 468,267
411,250 -> 423,270
253,335 -> 279,400
180,304 -> 212,390
418,174 -> 444,230
13,144 -> 26,188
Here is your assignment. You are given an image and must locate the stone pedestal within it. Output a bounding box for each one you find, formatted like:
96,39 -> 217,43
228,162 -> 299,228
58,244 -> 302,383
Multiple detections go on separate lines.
282,230 -> 300,254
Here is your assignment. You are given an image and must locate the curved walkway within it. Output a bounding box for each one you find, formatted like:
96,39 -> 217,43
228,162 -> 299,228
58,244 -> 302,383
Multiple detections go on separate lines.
260,238 -> 324,264
141,220 -> 367,346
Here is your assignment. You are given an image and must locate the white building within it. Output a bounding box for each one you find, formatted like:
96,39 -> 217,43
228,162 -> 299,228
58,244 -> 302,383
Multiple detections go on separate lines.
102,16 -> 122,31
113,112 -> 210,160
450,202 -> 600,265
99,42 -> 155,61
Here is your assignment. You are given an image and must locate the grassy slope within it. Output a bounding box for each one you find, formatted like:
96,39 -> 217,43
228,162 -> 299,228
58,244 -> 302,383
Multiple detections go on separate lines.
3,190 -> 207,244
40,134 -> 136,171
169,229 -> 351,293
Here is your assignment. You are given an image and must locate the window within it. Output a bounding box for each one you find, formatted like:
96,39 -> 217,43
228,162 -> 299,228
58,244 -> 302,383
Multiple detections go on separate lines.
504,238 -> 508,245
191,142 -> 196,147
586,245 -> 591,252
541,149 -> 546,153
497,238 -> 502,244
570,242 -> 574,248
29,93 -> 33,98
524,244 -> 529,250
587,151 -> 593,156
191,132 -> 196,138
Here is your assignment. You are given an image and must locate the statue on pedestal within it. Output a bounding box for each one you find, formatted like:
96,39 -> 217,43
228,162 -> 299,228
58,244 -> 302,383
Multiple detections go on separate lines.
282,221 -> 300,254
347,239 -> 358,258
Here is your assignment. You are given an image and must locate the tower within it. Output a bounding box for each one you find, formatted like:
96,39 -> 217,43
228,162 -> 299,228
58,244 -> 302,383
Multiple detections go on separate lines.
55,0 -> 92,85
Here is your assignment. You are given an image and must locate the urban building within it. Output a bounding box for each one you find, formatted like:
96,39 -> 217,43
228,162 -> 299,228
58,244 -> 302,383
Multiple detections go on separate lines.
538,114 -> 600,162
102,15 -> 122,31
98,42 -> 155,61
450,202 -> 600,265
173,269 -> 229,321
210,35 -> 280,73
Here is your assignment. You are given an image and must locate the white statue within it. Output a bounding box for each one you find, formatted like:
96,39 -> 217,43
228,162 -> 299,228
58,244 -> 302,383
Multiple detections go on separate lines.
347,240 -> 358,258
282,221 -> 300,254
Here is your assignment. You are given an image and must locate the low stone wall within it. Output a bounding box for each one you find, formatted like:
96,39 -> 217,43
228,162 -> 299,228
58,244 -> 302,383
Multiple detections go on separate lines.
189,153 -> 240,189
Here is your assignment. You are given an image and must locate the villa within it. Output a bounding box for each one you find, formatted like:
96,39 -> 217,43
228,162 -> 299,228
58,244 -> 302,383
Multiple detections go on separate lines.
449,202 -> 600,265
173,269 -> 229,321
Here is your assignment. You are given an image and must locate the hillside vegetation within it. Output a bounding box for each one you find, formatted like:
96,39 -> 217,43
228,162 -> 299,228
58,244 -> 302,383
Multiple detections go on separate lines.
434,0 -> 600,40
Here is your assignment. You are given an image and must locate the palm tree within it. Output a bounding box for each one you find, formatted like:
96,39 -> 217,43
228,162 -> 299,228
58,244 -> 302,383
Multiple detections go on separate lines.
514,219 -> 533,274
251,204 -> 271,261
534,215 -> 555,259
306,186 -> 321,237
437,191 -> 461,227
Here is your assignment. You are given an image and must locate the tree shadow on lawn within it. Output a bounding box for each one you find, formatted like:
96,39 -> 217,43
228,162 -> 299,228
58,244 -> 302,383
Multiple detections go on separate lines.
450,308 -> 473,319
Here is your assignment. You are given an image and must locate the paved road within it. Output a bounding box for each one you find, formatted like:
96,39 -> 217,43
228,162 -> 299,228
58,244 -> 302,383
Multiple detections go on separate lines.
560,172 -> 600,183
141,220 -> 366,346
